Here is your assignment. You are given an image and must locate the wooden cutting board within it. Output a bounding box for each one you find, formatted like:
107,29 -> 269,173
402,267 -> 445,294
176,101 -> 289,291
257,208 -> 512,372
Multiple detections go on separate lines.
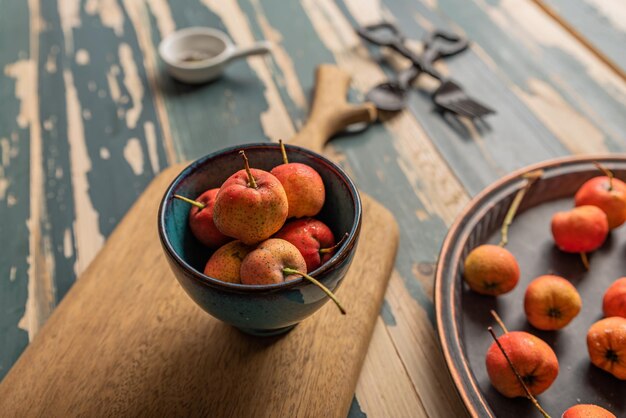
0,161 -> 398,417
0,64 -> 397,417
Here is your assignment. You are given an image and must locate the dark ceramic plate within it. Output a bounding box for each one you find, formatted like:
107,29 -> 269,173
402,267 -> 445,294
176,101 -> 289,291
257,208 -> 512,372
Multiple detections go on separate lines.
435,155 -> 626,417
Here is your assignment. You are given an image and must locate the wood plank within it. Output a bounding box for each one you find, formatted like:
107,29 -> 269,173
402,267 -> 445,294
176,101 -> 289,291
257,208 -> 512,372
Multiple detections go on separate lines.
394,0 -> 626,159
355,318 -> 429,417
1,0 -> 626,416
539,0 -> 626,78
0,0 -> 171,380
0,0 -> 33,381
0,164 -> 399,418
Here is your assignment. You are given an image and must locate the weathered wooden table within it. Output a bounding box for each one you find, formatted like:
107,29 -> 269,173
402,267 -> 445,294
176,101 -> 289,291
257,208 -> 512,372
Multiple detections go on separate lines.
1,0 -> 624,416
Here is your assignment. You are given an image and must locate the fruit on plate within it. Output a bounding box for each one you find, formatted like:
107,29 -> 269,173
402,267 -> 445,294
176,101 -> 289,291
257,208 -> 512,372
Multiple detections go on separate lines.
274,218 -> 345,272
562,404 -> 616,418
463,171 -> 542,296
174,189 -> 233,249
213,151 -> 288,245
486,330 -> 559,397
240,238 -> 345,314
551,205 -> 609,269
524,275 -> 582,330
203,241 -> 253,284
270,140 -> 325,219
575,164 -> 626,229
603,277 -> 626,318
463,245 -> 520,296
587,317 -> 626,380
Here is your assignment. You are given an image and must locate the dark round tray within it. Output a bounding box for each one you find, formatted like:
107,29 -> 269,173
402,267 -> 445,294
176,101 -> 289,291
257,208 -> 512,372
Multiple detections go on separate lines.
435,155 -> 626,417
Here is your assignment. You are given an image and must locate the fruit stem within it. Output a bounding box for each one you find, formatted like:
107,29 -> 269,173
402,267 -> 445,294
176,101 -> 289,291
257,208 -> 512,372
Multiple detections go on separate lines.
239,150 -> 258,189
490,310 -> 509,334
593,162 -> 614,191
282,267 -> 346,315
279,139 -> 289,165
499,170 -> 543,247
319,232 -> 349,254
173,194 -> 206,210
488,327 -> 552,418
580,252 -> 590,270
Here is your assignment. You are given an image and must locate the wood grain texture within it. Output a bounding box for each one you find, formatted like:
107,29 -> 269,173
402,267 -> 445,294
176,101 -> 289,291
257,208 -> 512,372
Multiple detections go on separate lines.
2,0 -> 626,416
0,163 -> 399,418
541,0 -> 626,78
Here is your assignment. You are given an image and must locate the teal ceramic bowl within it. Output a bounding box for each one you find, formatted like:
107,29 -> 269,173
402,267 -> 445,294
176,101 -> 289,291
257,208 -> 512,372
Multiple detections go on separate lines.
158,143 -> 362,336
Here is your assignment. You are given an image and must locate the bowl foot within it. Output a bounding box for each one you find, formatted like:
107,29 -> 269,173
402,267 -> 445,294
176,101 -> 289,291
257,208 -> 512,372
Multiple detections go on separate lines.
236,323 -> 298,337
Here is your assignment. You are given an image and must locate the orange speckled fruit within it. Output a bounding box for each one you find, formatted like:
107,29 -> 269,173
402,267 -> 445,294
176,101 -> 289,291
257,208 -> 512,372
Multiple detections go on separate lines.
214,168 -> 288,245
575,176 -> 626,229
603,277 -> 626,318
204,241 -> 253,284
587,317 -> 626,380
524,275 -> 582,330
562,404 -> 616,418
463,245 -> 520,296
486,331 -> 559,397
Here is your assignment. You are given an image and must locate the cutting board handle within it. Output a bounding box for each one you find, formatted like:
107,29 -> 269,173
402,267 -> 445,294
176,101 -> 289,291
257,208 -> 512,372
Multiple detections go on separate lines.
288,64 -> 377,154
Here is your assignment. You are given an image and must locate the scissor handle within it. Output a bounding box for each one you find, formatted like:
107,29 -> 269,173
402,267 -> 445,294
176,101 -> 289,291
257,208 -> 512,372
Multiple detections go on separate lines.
421,30 -> 469,65
356,22 -> 405,47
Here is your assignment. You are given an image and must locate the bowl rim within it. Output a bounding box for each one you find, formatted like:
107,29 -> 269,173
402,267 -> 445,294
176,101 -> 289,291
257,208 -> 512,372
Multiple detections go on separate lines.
434,154 -> 626,418
158,27 -> 232,70
157,142 -> 362,294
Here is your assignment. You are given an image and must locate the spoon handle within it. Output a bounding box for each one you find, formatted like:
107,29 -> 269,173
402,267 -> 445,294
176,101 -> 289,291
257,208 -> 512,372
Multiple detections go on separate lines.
229,41 -> 272,62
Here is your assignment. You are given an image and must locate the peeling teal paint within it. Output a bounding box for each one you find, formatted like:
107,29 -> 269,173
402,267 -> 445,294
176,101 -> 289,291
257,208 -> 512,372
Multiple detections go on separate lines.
150,0 -> 272,160
348,396 -> 368,418
381,298 -> 397,326
0,0 -> 31,381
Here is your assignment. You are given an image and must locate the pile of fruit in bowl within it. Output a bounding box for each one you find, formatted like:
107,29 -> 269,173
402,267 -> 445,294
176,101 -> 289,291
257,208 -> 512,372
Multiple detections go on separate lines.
158,142 -> 362,336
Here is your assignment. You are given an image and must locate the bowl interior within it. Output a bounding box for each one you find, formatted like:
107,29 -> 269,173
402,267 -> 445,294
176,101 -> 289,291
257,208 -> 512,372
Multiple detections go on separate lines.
160,143 -> 359,288
160,28 -> 229,68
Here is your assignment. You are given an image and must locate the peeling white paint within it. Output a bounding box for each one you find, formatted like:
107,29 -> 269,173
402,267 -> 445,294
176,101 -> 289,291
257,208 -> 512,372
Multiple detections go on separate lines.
4,60 -> 37,129
202,0 -> 295,141
43,117 -> 54,131
63,228 -> 73,258
586,0 -> 626,33
124,137 -> 144,175
45,45 -> 59,73
144,121 -> 160,174
82,109 -> 92,120
0,138 -> 10,166
514,78 -> 608,154
0,172 -> 8,200
250,0 -> 306,109
118,43 -> 143,129
63,69 -> 105,275
58,0 -> 81,54
75,48 -> 90,65
146,0 -> 176,38
106,64 -> 121,103
100,147 -> 110,160
21,0 -> 56,341
484,0 -> 626,99
55,166 -> 63,179
7,194 -> 17,207
9,266 -> 17,282
343,0 -> 382,25
85,0 -> 125,36
121,0 -> 177,163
